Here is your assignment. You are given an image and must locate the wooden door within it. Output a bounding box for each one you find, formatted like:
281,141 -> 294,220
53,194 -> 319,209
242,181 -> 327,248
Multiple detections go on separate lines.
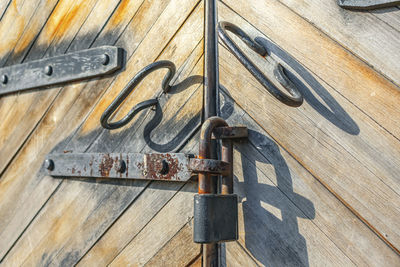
0,0 -> 399,266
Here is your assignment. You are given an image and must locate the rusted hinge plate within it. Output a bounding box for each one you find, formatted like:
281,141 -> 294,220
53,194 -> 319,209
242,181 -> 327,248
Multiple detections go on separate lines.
338,0 -> 400,10
0,46 -> 123,96
44,153 -> 232,181
44,153 -> 193,181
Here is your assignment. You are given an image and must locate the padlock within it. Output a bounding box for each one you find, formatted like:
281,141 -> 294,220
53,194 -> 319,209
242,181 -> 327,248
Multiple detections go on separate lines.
193,194 -> 238,243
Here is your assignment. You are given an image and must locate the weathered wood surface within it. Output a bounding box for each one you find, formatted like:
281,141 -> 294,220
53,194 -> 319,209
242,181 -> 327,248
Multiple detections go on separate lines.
220,0 -> 400,252
0,0 -> 399,266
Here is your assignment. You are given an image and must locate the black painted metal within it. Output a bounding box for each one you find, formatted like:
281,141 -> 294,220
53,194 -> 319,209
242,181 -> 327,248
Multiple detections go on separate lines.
100,60 -> 176,130
0,46 -> 123,96
338,0 -> 400,10
204,0 -> 220,264
218,21 -> 303,107
193,194 -> 238,243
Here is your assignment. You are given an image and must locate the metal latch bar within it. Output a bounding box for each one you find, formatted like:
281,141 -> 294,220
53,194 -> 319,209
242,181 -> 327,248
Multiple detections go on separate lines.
44,153 -> 233,181
0,46 -> 123,96
45,153 -> 193,181
43,126 -> 247,181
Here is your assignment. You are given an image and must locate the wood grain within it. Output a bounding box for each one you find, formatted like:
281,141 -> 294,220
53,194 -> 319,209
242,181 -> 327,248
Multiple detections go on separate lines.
0,2 -> 203,264
219,1 -> 400,251
0,0 -> 103,174
276,0 -> 400,87
220,92 -> 400,266
143,222 -> 201,266
222,0 -> 400,141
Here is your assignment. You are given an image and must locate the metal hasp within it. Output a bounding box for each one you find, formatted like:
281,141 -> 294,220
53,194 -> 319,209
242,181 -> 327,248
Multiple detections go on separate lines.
44,152 -> 238,181
44,124 -> 247,181
338,0 -> 400,10
0,46 -> 123,96
194,117 -> 247,244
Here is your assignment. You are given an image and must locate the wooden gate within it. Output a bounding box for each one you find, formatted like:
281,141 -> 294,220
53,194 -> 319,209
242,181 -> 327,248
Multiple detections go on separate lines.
0,0 -> 399,266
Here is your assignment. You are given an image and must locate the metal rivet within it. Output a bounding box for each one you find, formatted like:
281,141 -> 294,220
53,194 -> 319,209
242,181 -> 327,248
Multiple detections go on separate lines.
44,65 -> 53,76
1,75 -> 8,84
101,54 -> 110,65
115,160 -> 126,173
44,159 -> 54,171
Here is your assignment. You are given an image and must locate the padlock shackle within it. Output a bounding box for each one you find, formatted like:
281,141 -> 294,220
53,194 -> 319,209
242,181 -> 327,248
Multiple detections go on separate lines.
221,139 -> 233,195
198,117 -> 228,194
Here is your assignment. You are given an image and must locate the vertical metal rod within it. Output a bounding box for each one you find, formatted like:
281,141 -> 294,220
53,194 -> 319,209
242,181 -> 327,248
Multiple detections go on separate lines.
204,0 -> 219,266
221,139 -> 233,195
204,0 -> 219,120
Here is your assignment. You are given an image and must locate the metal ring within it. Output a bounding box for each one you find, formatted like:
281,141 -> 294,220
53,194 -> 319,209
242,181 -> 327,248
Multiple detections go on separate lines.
217,21 -> 303,107
100,60 -> 176,130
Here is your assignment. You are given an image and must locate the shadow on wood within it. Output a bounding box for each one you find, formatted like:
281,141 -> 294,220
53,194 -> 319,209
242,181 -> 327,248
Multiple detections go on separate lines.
255,37 -> 360,135
238,129 -> 315,267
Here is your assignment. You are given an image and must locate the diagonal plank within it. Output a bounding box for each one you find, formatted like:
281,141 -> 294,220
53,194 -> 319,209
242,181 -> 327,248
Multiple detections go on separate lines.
4,54 -> 203,266
225,242 -> 258,267
0,0 -> 60,145
0,3 -> 204,264
220,92 -> 399,266
108,181 -> 199,266
0,0 -> 11,20
0,0 -> 182,260
219,1 -> 400,251
222,0 -> 400,141
143,222 -> 202,267
0,0 -> 59,66
107,91 -> 399,266
0,0 -> 106,174
276,0 -> 400,87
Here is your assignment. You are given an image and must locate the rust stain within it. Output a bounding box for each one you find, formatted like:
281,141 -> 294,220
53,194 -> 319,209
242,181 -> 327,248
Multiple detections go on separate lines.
0,1 -> 25,56
108,0 -> 131,27
98,154 -> 114,177
144,153 -> 182,181
45,1 -> 82,41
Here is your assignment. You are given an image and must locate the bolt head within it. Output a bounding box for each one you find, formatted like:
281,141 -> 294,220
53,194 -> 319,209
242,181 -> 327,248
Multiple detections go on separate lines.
100,54 -> 110,65
44,65 -> 53,76
44,159 -> 54,171
157,159 -> 169,175
1,75 -> 8,84
115,160 -> 126,173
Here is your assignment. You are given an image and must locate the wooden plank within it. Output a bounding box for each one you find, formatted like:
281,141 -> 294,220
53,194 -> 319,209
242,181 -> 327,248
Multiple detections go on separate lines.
0,0 -> 60,148
0,0 -> 11,21
276,0 -> 400,87
0,3 -> 203,264
189,255 -> 202,267
220,92 -> 399,266
144,222 -> 201,266
219,2 -> 400,251
0,0 -> 58,65
77,59 -> 203,266
0,0 -> 148,260
222,0 -> 400,141
108,182 -> 198,266
0,0 -> 103,174
373,8 -> 400,32
225,242 -> 259,267
106,91 -> 400,266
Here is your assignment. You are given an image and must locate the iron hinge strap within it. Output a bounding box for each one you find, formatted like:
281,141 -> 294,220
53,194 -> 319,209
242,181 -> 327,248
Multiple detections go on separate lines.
0,46 -> 123,96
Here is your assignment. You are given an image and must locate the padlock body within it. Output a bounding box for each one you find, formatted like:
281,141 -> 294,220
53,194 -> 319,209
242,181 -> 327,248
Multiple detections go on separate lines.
193,194 -> 238,243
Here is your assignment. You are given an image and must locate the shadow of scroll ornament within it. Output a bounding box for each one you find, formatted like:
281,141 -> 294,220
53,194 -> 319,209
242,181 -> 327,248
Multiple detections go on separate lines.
254,37 -> 360,135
